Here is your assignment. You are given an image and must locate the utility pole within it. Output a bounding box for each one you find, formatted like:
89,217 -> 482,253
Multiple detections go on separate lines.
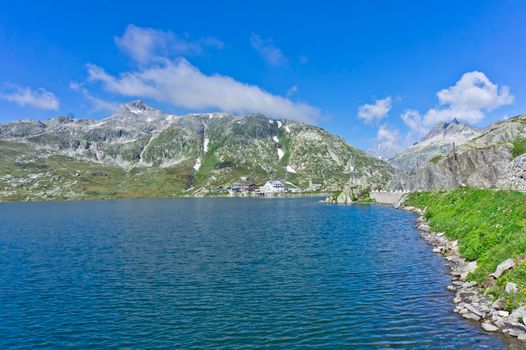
452,142 -> 458,187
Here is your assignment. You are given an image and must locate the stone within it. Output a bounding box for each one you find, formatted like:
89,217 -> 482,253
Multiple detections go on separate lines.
481,322 -> 499,332
465,304 -> 486,318
447,285 -> 455,291
462,312 -> 481,321
497,310 -> 510,317
504,154 -> 526,192
460,261 -> 478,281
492,299 -> 507,310
491,259 -> 515,279
505,282 -> 518,294
511,306 -> 526,325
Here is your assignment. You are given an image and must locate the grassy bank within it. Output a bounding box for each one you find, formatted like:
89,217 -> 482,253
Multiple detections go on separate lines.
406,188 -> 526,309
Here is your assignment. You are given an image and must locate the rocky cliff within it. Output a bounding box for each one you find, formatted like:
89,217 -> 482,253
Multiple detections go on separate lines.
389,119 -> 481,171
389,115 -> 526,191
0,101 -> 394,201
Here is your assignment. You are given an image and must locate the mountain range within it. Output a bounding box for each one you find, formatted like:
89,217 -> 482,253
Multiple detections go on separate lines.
0,101 -> 393,201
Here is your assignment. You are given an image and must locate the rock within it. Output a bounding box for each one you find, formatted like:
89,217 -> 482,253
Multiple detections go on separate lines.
465,304 -> 486,318
505,319 -> 526,337
481,322 -> 499,332
447,285 -> 455,291
491,259 -> 515,279
497,310 -> 510,317
459,260 -> 477,281
462,312 -> 481,321
453,296 -> 462,304
511,307 -> 526,325
506,282 -> 518,294
332,183 -> 372,204
433,247 -> 442,253
504,154 -> 526,191
492,299 -> 507,310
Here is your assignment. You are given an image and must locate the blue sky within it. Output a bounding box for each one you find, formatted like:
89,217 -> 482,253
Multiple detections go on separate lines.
1,0 -> 525,156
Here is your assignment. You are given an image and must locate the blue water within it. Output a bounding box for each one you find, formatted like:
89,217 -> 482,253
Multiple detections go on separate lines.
0,198 -> 516,349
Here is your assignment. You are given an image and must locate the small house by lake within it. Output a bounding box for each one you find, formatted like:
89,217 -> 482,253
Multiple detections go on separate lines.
259,180 -> 286,194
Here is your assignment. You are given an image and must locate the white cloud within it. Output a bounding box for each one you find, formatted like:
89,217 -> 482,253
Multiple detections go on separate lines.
423,71 -> 513,126
286,85 -> 299,97
0,85 -> 59,110
369,124 -> 403,159
249,33 -> 287,67
115,24 -> 223,64
401,109 -> 428,142
357,97 -> 392,123
69,82 -> 116,112
369,71 -> 513,158
87,58 -> 319,122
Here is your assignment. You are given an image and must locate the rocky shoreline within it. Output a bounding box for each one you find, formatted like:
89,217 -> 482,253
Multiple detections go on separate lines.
401,204 -> 526,342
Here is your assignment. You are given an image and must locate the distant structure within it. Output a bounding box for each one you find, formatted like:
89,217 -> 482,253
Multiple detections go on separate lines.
259,180 -> 286,194
227,183 -> 257,195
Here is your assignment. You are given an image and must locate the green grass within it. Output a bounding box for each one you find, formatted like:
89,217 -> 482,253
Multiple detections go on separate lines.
406,188 -> 526,308
429,155 -> 443,164
512,138 -> 526,157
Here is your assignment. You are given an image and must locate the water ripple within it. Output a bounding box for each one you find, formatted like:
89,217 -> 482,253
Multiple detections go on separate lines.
0,198 -> 521,349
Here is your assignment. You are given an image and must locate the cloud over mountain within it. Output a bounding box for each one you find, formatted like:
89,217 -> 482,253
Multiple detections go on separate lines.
423,71 -> 513,125
83,25 -> 319,122
358,97 -> 392,123
87,59 -> 319,122
0,85 -> 59,110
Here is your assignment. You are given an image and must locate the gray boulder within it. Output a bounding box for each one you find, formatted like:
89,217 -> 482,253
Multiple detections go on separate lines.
506,282 -> 518,294
491,259 -> 515,279
503,154 -> 526,191
510,306 -> 526,325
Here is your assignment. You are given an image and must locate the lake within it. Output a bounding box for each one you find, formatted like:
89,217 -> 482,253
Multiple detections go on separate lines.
0,198 -> 517,348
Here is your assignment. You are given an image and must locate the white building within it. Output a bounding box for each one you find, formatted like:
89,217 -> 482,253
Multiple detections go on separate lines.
259,180 -> 286,193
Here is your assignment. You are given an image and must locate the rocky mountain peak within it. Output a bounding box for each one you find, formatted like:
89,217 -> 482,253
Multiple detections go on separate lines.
118,100 -> 153,113
422,118 -> 472,142
389,118 -> 482,171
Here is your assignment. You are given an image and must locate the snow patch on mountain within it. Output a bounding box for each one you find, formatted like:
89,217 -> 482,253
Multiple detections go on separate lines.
193,158 -> 202,171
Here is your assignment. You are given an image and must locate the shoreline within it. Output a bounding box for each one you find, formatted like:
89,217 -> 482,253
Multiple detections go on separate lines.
400,203 -> 526,343
0,192 -> 331,205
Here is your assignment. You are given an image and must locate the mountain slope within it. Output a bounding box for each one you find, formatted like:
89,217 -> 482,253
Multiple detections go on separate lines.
389,115 -> 526,191
389,119 -> 481,171
0,102 -> 393,201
